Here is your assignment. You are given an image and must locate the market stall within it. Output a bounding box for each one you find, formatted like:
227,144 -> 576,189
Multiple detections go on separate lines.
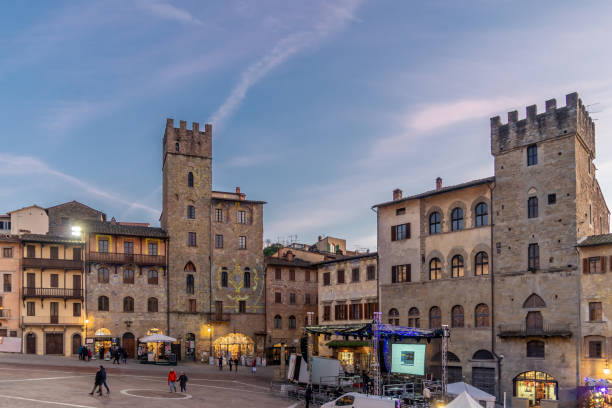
138,333 -> 177,365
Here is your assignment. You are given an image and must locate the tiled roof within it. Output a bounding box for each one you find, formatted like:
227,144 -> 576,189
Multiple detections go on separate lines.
577,234 -> 612,247
372,176 -> 495,209
211,197 -> 267,205
315,252 -> 377,266
20,234 -> 84,244
265,256 -> 316,268
86,221 -> 167,238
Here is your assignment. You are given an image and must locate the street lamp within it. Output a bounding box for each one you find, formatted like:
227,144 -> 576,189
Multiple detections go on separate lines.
604,360 -> 610,376
85,319 -> 89,339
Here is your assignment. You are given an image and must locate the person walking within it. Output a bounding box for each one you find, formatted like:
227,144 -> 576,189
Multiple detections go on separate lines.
251,359 -> 256,376
168,369 -> 178,393
234,357 -> 239,372
304,384 -> 313,408
87,348 -> 92,361
121,347 -> 128,364
89,367 -> 104,396
218,355 -> 223,371
228,357 -> 233,372
178,371 -> 188,393
99,347 -> 104,361
112,347 -> 119,365
100,365 -> 110,394
78,345 -> 83,360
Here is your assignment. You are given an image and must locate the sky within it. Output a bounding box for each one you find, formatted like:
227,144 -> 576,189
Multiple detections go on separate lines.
2,1 -> 612,251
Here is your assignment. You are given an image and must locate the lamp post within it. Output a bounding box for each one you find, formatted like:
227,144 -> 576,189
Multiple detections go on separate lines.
604,360 -> 610,376
85,319 -> 89,339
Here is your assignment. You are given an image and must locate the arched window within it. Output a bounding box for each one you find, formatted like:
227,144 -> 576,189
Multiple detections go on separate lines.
147,297 -> 158,312
148,270 -> 158,285
123,296 -> 134,312
244,268 -> 251,288
528,196 -> 538,218
451,255 -> 464,278
429,306 -> 441,328
475,303 -> 489,327
475,252 -> 489,275
98,296 -> 109,311
451,208 -> 463,231
123,269 -> 134,284
274,315 -> 282,329
289,315 -> 297,329
429,258 -> 441,280
523,294 -> 546,308
472,350 -> 494,360
527,340 -> 545,358
187,205 -> 195,219
429,212 -> 441,234
475,202 -> 488,226
188,172 -> 194,187
388,308 -> 399,326
186,274 -> 194,294
451,305 -> 464,328
526,311 -> 543,331
98,268 -> 109,283
408,307 -> 420,328
221,268 -> 228,288
184,262 -> 196,272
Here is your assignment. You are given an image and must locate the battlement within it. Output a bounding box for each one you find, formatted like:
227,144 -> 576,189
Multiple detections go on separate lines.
162,118 -> 212,160
491,92 -> 595,158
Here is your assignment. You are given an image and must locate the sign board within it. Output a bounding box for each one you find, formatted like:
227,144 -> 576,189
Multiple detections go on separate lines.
391,344 -> 426,376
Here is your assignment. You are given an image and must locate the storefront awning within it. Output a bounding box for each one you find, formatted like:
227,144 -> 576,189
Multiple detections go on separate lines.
326,340 -> 370,348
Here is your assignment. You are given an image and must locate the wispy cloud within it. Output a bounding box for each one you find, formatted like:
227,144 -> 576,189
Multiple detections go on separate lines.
138,1 -> 203,25
0,154 -> 160,216
209,0 -> 364,128
42,101 -> 113,135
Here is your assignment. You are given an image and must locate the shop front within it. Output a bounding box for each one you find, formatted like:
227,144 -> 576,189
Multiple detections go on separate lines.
514,371 -> 558,407
327,340 -> 371,374
266,343 -> 296,365
91,328 -> 118,360
213,333 -> 255,358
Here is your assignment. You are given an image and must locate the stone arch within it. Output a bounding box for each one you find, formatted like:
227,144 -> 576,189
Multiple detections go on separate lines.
425,205 -> 445,234
523,293 -> 546,308
446,201 -> 467,231
447,246 -> 469,276
425,249 -> 445,280
527,186 -> 538,196
470,196 -> 491,227
472,349 -> 494,360
184,261 -> 196,272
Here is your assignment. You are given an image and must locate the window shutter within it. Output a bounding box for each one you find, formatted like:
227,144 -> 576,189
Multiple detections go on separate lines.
407,223 -> 411,239
583,258 -> 589,274
407,264 -> 412,282
610,256 -> 612,271
602,256 -> 607,273
391,226 -> 396,241
391,265 -> 397,283
359,304 -> 363,320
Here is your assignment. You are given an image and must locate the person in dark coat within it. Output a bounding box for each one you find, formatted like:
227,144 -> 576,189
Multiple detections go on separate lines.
89,367 -> 104,396
121,348 -> 128,364
178,371 -> 188,392
304,384 -> 313,408
234,357 -> 239,371
112,347 -> 120,365
229,358 -> 233,371
218,355 -> 223,371
100,365 -> 110,394
99,347 -> 104,360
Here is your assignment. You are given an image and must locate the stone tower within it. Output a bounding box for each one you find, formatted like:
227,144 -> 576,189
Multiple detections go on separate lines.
490,93 -> 607,405
161,119 -> 213,357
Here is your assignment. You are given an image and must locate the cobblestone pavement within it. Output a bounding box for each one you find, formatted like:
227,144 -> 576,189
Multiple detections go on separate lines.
0,354 -> 297,408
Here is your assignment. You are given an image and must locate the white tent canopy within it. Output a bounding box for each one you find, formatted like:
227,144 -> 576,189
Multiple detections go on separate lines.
139,334 -> 177,343
446,391 -> 485,408
447,382 -> 496,408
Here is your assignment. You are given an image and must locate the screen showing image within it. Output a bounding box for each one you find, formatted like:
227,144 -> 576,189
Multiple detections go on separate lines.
391,344 -> 426,375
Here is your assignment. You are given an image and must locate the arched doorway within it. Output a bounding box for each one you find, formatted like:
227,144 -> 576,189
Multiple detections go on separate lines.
26,333 -> 36,354
72,334 -> 82,355
185,333 -> 195,361
514,371 -> 557,406
213,333 -> 255,358
122,332 -> 135,359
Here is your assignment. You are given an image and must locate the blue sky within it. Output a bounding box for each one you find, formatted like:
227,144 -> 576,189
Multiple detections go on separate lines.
2,1 -> 612,250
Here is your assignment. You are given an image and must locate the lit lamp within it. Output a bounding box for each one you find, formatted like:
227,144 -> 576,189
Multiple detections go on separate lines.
71,226 -> 82,237
604,360 -> 610,376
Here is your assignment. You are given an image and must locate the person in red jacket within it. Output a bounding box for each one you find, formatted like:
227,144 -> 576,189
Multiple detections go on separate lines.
168,369 -> 177,393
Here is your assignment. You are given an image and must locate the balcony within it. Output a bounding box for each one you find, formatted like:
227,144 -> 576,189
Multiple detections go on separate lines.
497,324 -> 573,338
22,315 -> 83,326
206,312 -> 231,323
0,309 -> 10,318
22,287 -> 84,300
22,257 -> 82,270
87,252 -> 166,266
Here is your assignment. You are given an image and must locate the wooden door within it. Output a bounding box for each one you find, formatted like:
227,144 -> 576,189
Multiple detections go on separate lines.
526,311 -> 543,331
26,333 -> 36,354
122,333 -> 135,358
72,275 -> 81,297
72,334 -> 82,355
45,333 -> 63,355
50,302 -> 59,324
26,273 -> 35,296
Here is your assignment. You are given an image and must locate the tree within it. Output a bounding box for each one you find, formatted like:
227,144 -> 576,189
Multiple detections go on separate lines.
264,243 -> 282,257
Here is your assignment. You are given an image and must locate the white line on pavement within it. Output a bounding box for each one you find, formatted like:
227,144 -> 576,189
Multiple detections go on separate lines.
0,375 -> 87,383
0,395 -> 95,408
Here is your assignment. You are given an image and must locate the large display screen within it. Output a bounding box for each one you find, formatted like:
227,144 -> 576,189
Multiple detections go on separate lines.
391,344 -> 426,375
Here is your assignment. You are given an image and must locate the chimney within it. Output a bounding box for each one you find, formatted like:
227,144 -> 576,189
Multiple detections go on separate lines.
236,187 -> 240,194
436,177 -> 442,190
393,188 -> 403,200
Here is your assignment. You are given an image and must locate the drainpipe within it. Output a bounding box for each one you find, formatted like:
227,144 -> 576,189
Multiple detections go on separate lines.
165,237 -> 170,339
575,246 -> 582,396
487,181 -> 502,402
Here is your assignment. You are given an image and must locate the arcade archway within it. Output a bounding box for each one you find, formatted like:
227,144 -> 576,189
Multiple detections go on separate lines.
213,333 -> 254,358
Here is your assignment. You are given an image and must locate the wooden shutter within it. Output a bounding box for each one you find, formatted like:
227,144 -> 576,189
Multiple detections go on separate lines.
602,256 -> 607,273
359,304 -> 363,319
583,258 -> 589,274
391,226 -> 396,241
407,264 -> 412,282
391,265 -> 397,283
610,256 -> 612,271
407,223 -> 411,239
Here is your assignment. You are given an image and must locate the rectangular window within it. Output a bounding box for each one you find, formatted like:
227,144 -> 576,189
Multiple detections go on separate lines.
50,246 -> 59,259
98,239 -> 109,253
337,269 -> 345,284
2,247 -> 12,258
50,274 -> 59,288
323,272 -> 330,286
587,257 -> 603,274
238,236 -> 246,249
548,194 -> 556,205
367,265 -> 376,280
237,211 -> 246,224
391,264 -> 411,283
589,302 -> 603,321
215,235 -> 223,249
188,299 -> 197,313
589,341 -> 603,358
73,247 -> 81,261
188,232 -> 196,247
396,208 -> 406,216
289,293 -> 296,305
365,303 -> 378,320
305,270 -> 310,282
391,223 -> 410,241
187,205 -> 195,219
124,241 -> 134,254
334,304 -> 347,320
73,303 -> 81,317
148,242 -> 158,256
352,268 -> 360,282
528,197 -> 538,218
216,208 -> 223,222
289,269 -> 295,281
323,305 -> 331,321
527,144 -> 538,166
2,274 -> 11,292
275,292 -> 282,304
275,268 -> 281,280
305,294 -> 311,305
239,300 -> 246,313
528,243 -> 539,270
27,301 -> 35,316
26,245 -> 35,258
